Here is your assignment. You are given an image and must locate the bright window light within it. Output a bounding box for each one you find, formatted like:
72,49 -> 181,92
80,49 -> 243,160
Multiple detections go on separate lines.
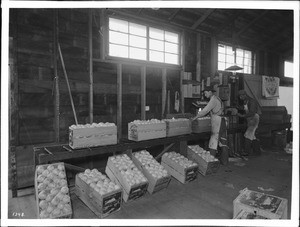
284,61 -> 293,78
108,17 -> 180,65
217,43 -> 255,74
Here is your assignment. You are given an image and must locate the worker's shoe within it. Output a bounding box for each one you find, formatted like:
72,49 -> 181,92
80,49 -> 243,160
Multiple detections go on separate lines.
209,148 -> 217,157
252,139 -> 261,155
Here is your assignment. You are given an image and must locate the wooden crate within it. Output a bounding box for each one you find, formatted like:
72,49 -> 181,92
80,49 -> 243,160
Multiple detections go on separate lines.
131,154 -> 171,194
191,117 -> 211,133
69,124 -> 117,149
161,161 -> 198,184
128,122 -> 166,141
187,148 -> 220,176
75,174 -> 122,218
164,119 -> 192,137
35,162 -> 72,219
105,166 -> 148,202
233,188 -> 288,219
234,209 -> 269,219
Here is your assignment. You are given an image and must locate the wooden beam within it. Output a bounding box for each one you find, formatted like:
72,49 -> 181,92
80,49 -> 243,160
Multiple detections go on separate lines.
257,26 -> 292,49
117,63 -> 122,141
191,9 -> 215,30
141,66 -> 146,120
168,9 -> 181,21
213,10 -> 244,36
162,68 -> 167,118
89,9 -> 93,123
108,9 -> 211,36
99,9 -> 105,61
53,10 -> 60,143
236,11 -> 268,36
137,9 -> 143,15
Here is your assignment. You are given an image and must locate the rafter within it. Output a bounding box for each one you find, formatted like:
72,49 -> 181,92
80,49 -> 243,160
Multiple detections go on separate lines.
236,10 -> 268,36
213,10 -> 244,36
168,9 -> 181,21
191,9 -> 215,29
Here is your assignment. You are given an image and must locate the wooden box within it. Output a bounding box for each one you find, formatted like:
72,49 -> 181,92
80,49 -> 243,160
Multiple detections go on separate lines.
35,162 -> 72,219
161,154 -> 198,184
75,174 -> 122,218
128,121 -> 166,141
131,153 -> 171,194
187,148 -> 220,176
105,157 -> 148,202
69,124 -> 117,149
234,210 -> 269,219
191,117 -> 211,133
164,119 -> 192,137
233,188 -> 288,219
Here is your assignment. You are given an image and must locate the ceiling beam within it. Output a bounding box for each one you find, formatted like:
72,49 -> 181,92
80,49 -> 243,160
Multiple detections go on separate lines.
236,10 -> 268,36
191,9 -> 215,29
257,26 -> 293,49
168,9 -> 181,21
213,10 -> 244,36
107,9 -> 211,35
137,9 -> 143,15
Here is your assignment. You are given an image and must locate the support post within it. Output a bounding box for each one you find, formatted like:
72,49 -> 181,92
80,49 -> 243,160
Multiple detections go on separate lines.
210,36 -> 217,76
117,64 -> 122,141
53,9 -> 60,142
89,9 -> 94,123
162,68 -> 167,118
141,66 -> 146,120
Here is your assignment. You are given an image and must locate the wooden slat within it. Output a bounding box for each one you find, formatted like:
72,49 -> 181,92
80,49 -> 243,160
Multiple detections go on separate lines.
191,9 -> 215,30
88,9 -> 94,123
141,66 -> 146,120
117,64 -> 122,141
162,68 -> 167,118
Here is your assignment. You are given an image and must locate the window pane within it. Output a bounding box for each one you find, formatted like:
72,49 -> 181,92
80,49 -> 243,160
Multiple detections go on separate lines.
227,55 -> 234,64
226,46 -> 233,55
150,27 -> 164,40
150,50 -> 164,63
129,35 -> 146,48
165,31 -> 178,43
244,58 -> 251,66
109,18 -> 128,33
218,44 -> 226,54
284,61 -> 293,78
236,56 -> 243,65
218,62 -> 225,70
165,42 -> 178,54
236,49 -> 244,57
109,44 -> 128,58
129,23 -> 146,37
244,50 -> 251,59
129,47 -> 146,60
150,39 -> 164,51
165,53 -> 178,64
109,31 -> 128,45
218,53 -> 225,62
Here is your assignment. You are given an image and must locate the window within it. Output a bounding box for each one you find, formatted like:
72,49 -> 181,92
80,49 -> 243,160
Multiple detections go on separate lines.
284,61 -> 293,78
217,43 -> 255,74
108,17 -> 180,65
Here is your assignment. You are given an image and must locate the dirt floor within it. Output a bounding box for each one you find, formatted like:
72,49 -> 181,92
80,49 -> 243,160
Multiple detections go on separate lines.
8,147 -> 292,219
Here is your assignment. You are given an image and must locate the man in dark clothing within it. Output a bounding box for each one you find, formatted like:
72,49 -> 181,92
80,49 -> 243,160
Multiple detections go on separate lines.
237,90 -> 261,156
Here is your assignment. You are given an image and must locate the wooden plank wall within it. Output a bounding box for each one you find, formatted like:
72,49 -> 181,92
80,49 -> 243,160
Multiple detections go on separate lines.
10,9 -> 212,188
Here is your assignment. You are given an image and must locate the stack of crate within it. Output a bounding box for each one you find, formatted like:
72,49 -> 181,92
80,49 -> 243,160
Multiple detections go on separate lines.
187,145 -> 220,176
233,188 -> 288,219
35,162 -> 72,219
128,119 -> 166,141
69,122 -> 117,149
105,154 -> 149,202
75,169 -> 122,218
161,152 -> 198,184
164,118 -> 191,137
132,150 -> 171,194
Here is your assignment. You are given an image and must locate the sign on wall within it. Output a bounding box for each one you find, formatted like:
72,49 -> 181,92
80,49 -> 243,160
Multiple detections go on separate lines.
262,76 -> 280,98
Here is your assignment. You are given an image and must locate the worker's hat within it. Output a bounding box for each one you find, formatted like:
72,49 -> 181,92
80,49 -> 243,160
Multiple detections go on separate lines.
203,86 -> 216,92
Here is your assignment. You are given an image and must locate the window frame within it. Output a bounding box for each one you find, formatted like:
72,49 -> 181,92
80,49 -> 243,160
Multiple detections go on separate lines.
106,16 -> 182,68
217,42 -> 256,74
